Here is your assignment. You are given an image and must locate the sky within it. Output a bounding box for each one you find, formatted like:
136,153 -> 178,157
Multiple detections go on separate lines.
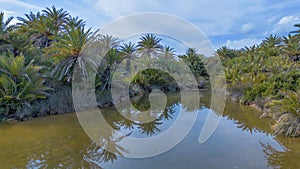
1,0 -> 300,50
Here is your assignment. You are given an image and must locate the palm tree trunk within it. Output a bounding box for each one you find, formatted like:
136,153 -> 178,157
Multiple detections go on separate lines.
126,59 -> 131,74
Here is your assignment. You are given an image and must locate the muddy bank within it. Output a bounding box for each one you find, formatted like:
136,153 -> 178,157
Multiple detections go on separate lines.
227,90 -> 269,116
1,82 -> 209,122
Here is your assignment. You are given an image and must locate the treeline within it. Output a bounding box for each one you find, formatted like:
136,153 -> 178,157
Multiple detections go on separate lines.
0,7 -> 207,121
218,33 -> 300,137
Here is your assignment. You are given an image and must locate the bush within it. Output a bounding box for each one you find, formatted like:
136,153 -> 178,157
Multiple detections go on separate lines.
267,91 -> 300,137
0,55 -> 49,117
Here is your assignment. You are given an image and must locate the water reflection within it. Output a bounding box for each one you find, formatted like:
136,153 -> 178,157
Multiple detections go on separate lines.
0,93 -> 299,168
25,143 -> 120,168
23,94 -> 183,168
261,137 -> 300,169
222,104 -> 273,135
222,99 -> 300,169
102,94 -> 180,137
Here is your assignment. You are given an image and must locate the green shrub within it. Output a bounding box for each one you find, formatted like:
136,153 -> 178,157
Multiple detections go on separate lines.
267,91 -> 300,137
0,55 -> 49,116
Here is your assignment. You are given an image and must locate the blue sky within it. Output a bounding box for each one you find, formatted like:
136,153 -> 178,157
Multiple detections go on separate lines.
1,0 -> 300,50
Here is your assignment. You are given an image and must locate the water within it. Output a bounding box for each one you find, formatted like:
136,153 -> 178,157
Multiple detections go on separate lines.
0,93 -> 299,169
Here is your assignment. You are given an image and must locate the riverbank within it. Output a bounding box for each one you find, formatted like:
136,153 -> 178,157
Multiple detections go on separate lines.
227,90 -> 300,137
0,79 -> 210,122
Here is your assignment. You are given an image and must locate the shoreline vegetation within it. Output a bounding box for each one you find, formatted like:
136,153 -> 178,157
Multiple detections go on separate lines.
0,7 -> 299,137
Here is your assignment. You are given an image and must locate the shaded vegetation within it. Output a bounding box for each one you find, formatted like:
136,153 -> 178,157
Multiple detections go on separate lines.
0,7 -> 208,121
218,27 -> 300,137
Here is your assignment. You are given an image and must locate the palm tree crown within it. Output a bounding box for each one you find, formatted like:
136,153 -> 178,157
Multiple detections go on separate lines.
137,34 -> 162,58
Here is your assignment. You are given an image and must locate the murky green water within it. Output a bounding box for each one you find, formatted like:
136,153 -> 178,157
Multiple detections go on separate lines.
0,93 -> 299,169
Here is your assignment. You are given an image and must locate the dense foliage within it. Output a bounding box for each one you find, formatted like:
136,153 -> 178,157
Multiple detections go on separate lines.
219,33 -> 300,137
0,7 -> 207,120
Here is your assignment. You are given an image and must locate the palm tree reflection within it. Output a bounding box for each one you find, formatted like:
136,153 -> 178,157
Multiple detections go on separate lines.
24,94 -> 200,168
260,139 -> 300,169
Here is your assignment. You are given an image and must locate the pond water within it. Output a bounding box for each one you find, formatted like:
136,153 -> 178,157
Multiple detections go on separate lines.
0,93 -> 299,169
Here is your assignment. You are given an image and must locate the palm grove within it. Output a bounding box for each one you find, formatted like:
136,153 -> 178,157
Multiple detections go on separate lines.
0,7 -> 299,137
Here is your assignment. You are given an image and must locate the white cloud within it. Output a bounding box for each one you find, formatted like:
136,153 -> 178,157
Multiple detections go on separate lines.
0,0 -> 299,48
94,0 -> 138,18
2,10 -> 15,15
278,16 -> 296,25
88,0 -> 263,36
2,10 -> 20,25
272,16 -> 299,34
0,0 -> 42,10
241,23 -> 254,33
2,10 -> 15,20
225,38 -> 262,49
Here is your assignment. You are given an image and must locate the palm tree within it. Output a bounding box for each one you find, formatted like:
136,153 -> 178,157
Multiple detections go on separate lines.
157,45 -> 177,73
0,12 -> 13,41
94,35 -> 122,92
161,45 -> 175,59
42,6 -> 68,33
0,12 -> 14,53
17,7 -> 68,49
216,46 -> 240,59
266,90 -> 300,137
243,45 -> 258,58
48,17 -> 92,82
290,18 -> 300,36
18,12 -> 47,48
97,48 -> 123,90
282,35 -> 300,61
119,42 -> 137,74
17,11 -> 41,27
137,34 -> 162,58
99,34 -> 119,48
260,34 -> 282,57
262,34 -> 282,47
178,48 -> 208,79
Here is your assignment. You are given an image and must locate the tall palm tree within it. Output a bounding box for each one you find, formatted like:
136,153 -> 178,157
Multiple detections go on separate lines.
283,35 -> 300,61
137,34 -> 162,58
42,6 -> 68,34
290,18 -> 300,36
0,12 -> 13,41
94,34 -> 120,59
179,48 -> 208,78
0,12 -> 32,56
64,16 -> 85,30
93,35 -> 121,90
262,34 -> 282,47
216,46 -> 240,59
17,7 -> 68,49
0,12 -> 14,53
260,34 -> 282,57
99,34 -> 119,49
17,11 -> 41,25
243,45 -> 258,56
158,45 -> 176,73
161,45 -> 175,59
49,17 -> 92,82
97,48 -> 124,91
119,42 -> 137,74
